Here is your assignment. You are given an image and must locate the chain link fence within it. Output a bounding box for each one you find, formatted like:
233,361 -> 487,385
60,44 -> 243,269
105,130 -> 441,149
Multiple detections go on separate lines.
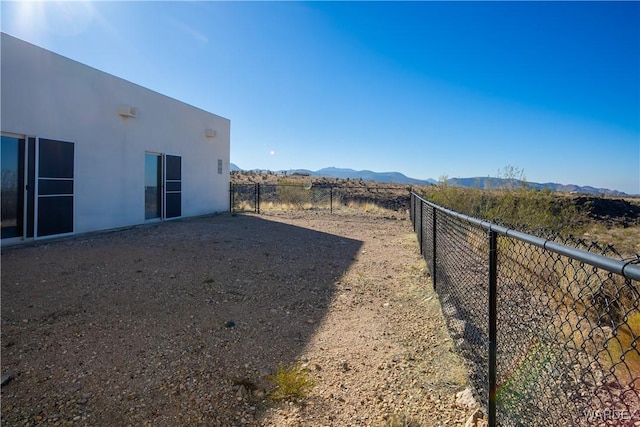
410,192 -> 640,426
230,182 -> 409,213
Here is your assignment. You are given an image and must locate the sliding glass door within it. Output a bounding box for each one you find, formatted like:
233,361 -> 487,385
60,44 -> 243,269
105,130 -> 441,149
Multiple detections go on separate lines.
1,135 -> 25,239
145,153 -> 162,220
37,139 -> 74,237
164,154 -> 181,219
145,153 -> 181,220
1,135 -> 72,241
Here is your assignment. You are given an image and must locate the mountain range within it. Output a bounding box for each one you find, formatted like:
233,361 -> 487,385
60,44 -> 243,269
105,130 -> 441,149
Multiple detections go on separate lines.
230,164 -> 629,196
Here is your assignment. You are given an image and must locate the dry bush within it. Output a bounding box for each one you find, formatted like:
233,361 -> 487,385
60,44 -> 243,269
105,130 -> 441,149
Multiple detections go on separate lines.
496,337 -> 557,416
383,413 -> 421,427
235,200 -> 255,211
582,223 -> 640,258
497,236 -> 638,325
497,236 -> 640,398
422,183 -> 584,235
344,200 -> 389,214
601,311 -> 640,388
275,180 -> 312,207
267,364 -> 315,401
259,201 -> 315,211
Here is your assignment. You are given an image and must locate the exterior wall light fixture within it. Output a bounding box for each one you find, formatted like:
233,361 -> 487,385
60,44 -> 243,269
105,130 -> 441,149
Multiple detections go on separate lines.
118,104 -> 137,118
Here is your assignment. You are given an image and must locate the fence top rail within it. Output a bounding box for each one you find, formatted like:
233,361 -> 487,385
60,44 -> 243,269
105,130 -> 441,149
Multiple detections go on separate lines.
411,191 -> 640,281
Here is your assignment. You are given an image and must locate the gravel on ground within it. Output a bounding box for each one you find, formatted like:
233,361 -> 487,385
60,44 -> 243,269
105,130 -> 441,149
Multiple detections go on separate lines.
1,210 -> 478,426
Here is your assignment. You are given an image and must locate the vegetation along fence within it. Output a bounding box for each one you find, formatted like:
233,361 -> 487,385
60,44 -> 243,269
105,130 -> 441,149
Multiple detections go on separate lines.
410,191 -> 640,426
229,182 -> 408,213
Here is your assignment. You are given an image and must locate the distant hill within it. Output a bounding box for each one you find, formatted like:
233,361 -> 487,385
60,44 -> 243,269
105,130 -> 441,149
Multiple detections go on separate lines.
447,177 -> 628,196
230,164 -> 627,196
231,164 -> 435,186
314,167 -> 436,186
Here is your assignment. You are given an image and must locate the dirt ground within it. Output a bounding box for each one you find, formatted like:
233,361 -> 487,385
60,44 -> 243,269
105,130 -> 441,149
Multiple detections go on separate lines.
1,210 -> 477,426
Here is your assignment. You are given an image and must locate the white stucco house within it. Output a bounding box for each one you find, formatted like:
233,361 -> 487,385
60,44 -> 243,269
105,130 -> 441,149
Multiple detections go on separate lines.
1,33 -> 230,244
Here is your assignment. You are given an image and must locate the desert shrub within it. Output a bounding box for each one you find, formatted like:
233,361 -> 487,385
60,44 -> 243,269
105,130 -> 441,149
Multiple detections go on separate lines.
602,311 -> 640,388
344,200 -> 390,214
384,412 -> 421,427
422,170 -> 584,235
275,179 -> 311,207
234,200 -> 255,212
267,363 -> 315,401
496,337 -> 557,417
483,187 -> 580,233
423,176 -> 489,217
582,222 -> 640,259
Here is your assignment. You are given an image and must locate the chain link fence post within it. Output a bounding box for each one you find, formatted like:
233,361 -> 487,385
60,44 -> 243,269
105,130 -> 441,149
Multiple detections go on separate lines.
488,229 -> 498,427
432,206 -> 437,290
253,183 -> 260,213
418,198 -> 424,254
330,186 -> 333,214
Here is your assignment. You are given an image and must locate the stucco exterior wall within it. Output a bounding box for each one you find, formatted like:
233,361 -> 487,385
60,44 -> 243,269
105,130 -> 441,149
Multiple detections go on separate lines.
1,33 -> 230,235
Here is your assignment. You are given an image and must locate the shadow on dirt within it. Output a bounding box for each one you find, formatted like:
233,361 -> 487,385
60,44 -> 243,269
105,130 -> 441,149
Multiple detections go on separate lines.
1,213 -> 363,425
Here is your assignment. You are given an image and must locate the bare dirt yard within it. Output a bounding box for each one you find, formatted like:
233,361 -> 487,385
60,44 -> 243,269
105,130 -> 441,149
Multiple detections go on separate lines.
1,210 -> 477,426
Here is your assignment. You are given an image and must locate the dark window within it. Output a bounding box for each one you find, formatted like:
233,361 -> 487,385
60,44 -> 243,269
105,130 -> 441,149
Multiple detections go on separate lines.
166,181 -> 181,192
166,155 -> 181,181
165,193 -> 181,218
39,139 -> 74,178
38,179 -> 74,195
37,195 -> 73,237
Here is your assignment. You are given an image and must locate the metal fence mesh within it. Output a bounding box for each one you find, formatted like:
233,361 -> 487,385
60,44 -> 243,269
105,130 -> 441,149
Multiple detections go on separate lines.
259,184 -> 333,210
436,208 -> 490,404
495,236 -> 576,426
230,183 -> 410,213
411,192 -> 640,426
229,183 -> 259,212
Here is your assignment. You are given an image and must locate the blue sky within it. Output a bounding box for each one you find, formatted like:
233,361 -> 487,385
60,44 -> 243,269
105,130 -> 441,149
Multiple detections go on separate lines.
2,1 -> 639,194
